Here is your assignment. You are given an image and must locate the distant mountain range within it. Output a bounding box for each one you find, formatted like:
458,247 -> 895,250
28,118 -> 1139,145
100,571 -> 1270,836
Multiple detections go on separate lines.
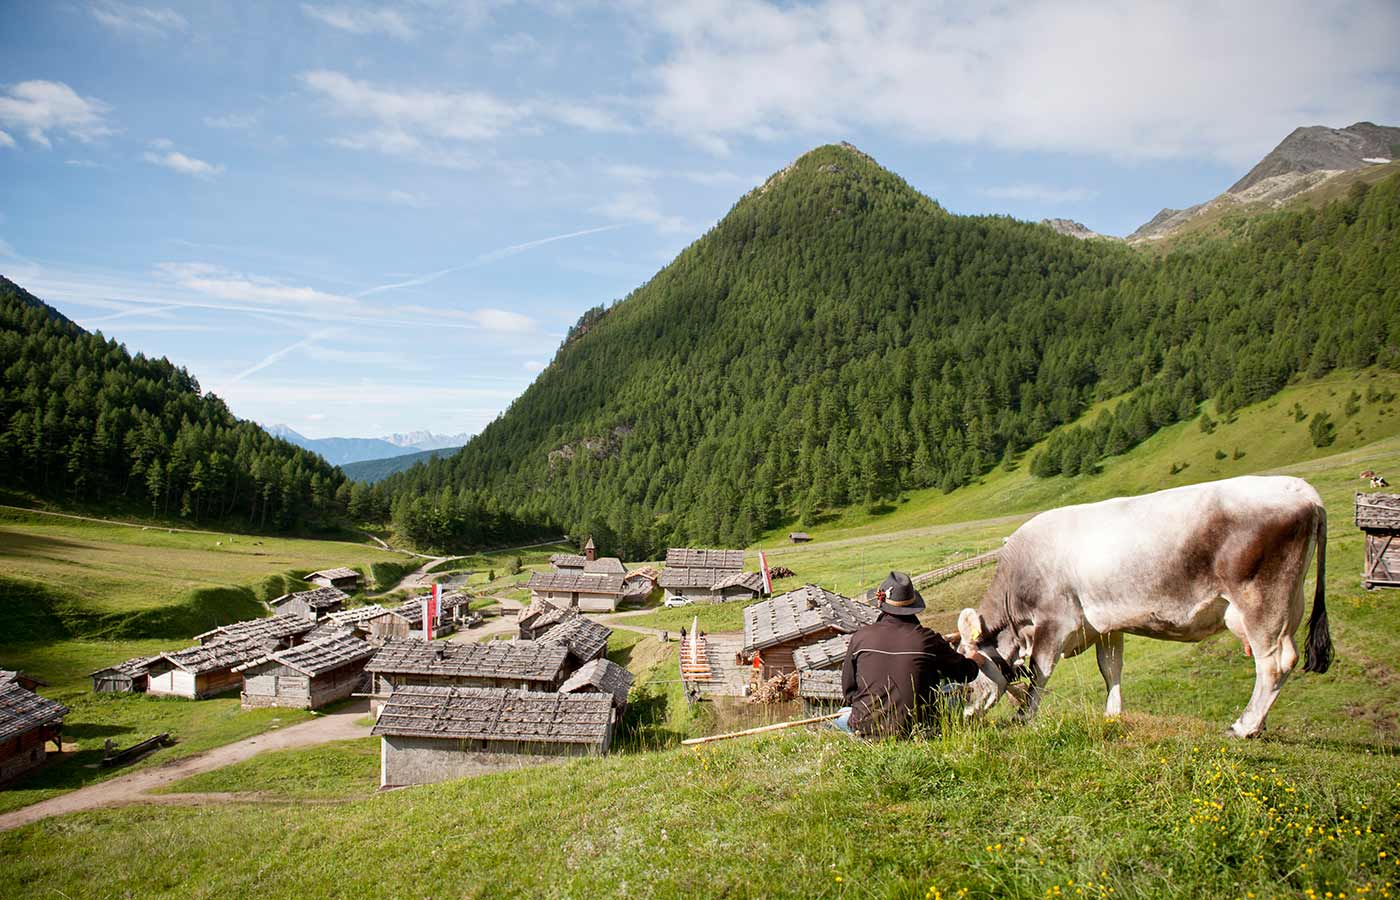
1126,121 -> 1400,243
262,424 -> 470,466
341,446 -> 462,483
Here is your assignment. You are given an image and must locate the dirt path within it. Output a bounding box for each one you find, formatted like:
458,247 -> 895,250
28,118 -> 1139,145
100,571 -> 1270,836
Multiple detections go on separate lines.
0,700 -> 374,832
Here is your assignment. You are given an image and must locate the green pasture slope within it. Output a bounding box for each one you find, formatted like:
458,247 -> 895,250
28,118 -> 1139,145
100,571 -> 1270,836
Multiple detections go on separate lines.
0,513 -> 411,814
3,370 -> 1400,897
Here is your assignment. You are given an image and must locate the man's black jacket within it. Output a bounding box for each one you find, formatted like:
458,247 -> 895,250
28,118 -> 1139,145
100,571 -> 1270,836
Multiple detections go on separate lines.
840,613 -> 980,737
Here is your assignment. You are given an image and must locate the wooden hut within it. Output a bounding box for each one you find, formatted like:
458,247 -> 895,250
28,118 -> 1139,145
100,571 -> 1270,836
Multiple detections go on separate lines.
798,669 -> 844,715
268,586 -> 348,621
362,638 -> 569,708
362,608 -> 412,642
659,547 -> 746,604
0,670 -> 47,692
741,585 -> 877,679
0,682 -> 68,784
373,686 -> 614,786
559,658 -> 633,712
710,571 -> 766,603
393,590 -> 477,638
89,656 -> 157,693
525,571 -> 627,613
516,598 -> 573,640
1356,492 -> 1400,589
537,616 -> 612,669
304,567 -> 363,592
146,636 -> 266,699
235,633 -> 376,709
194,613 -> 316,648
789,532 -> 812,543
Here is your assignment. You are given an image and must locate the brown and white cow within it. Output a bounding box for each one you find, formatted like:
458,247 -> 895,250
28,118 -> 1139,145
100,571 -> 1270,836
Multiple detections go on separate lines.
957,475 -> 1331,737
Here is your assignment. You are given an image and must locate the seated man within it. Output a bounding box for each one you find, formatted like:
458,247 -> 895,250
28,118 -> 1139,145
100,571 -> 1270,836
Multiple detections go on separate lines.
835,571 -> 1004,737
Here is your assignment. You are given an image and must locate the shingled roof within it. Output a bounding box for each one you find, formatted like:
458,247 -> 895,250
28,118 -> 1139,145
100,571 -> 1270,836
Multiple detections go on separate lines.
373,685 -> 612,745
525,571 -> 625,595
269,586 -> 349,611
365,638 -> 568,683
325,604 -> 390,627
155,636 -> 267,674
665,548 -> 744,570
394,591 -> 471,626
791,634 -> 851,671
550,553 -> 586,570
235,633 -> 375,677
711,571 -> 765,593
659,567 -> 742,589
194,613 -> 317,646
559,658 -> 634,709
305,567 -> 360,581
538,616 -> 612,662
742,585 -> 877,654
0,683 -> 68,742
798,668 -> 843,701
584,556 -> 626,575
88,656 -> 157,679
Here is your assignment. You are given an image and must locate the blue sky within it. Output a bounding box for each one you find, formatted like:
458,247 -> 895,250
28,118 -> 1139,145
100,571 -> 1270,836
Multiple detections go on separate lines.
3,1 -> 1398,439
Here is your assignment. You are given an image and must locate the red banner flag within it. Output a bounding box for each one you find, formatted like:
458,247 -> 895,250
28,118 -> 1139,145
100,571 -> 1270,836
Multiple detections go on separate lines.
423,584 -> 439,642
759,551 -> 773,596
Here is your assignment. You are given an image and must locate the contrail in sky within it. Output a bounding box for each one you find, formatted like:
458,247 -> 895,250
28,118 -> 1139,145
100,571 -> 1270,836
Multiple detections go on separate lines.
356,223 -> 626,298
229,329 -> 336,383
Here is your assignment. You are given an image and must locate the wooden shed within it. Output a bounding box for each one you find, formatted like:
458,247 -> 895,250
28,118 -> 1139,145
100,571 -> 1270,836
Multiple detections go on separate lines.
373,685 -> 614,787
304,567 -> 363,592
789,532 -> 812,543
559,658 -> 634,712
1356,492 -> 1400,589
89,656 -> 157,693
0,670 -> 47,692
362,608 -> 412,642
268,586 -> 348,621
537,616 -> 612,669
710,570 -> 766,603
798,668 -> 844,715
0,682 -> 68,784
517,598 -> 574,640
235,633 -> 376,709
741,585 -> 877,679
362,638 -> 570,709
525,571 -> 627,613
146,636 -> 266,699
659,547 -> 746,604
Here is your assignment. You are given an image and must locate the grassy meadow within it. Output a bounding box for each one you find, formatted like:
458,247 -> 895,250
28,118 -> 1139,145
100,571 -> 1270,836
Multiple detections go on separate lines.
2,369 -> 1399,896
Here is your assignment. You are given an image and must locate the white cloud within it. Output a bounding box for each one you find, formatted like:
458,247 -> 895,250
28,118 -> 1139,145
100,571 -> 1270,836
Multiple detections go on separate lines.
491,32 -> 539,56
980,183 -> 1100,204
466,308 -> 535,333
300,69 -> 627,165
144,146 -> 224,178
157,262 -> 347,307
0,130 -> 14,149
640,0 -> 1400,165
148,136 -> 173,150
300,4 -> 415,39
91,2 -> 187,37
0,80 -> 113,147
594,189 -> 691,235
524,360 -> 545,372
65,158 -> 104,168
386,189 -> 432,208
203,112 -> 258,130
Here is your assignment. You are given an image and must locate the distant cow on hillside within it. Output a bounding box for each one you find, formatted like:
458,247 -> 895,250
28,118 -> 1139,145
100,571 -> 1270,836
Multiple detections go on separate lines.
956,476 -> 1331,738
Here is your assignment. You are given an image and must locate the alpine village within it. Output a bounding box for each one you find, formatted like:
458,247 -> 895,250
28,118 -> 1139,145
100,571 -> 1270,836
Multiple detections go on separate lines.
3,5 -> 1400,898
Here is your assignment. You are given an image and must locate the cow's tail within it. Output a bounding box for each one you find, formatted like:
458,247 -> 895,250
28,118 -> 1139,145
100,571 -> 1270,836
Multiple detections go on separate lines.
1303,504 -> 1333,674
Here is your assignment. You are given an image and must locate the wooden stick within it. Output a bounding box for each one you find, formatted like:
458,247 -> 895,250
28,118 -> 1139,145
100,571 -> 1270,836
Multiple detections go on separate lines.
680,713 -> 842,745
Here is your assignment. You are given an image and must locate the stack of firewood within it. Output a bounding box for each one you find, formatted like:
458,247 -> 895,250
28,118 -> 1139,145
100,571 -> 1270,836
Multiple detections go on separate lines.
748,671 -> 799,703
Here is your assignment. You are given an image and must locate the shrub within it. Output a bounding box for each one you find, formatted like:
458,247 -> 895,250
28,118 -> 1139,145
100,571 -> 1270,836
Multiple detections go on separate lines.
1309,412 -> 1336,448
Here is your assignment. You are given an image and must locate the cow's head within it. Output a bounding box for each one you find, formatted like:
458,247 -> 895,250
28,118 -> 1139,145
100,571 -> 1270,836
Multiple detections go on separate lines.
956,606 -> 1028,716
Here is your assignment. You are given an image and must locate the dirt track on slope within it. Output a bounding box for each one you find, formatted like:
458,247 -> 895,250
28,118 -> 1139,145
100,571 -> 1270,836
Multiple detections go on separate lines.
0,700 -> 374,832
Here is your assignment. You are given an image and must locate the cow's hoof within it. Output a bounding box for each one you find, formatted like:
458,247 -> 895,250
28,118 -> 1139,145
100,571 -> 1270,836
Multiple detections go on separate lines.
1227,723 -> 1261,739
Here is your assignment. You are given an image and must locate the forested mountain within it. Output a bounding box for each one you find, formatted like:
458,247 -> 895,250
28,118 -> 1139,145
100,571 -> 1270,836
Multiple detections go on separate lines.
342,446 -> 463,484
380,143 -> 1400,555
0,276 -> 350,531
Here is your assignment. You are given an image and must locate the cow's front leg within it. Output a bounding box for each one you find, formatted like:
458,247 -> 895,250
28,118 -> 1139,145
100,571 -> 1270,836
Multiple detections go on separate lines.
1013,640 -> 1061,723
1096,632 -> 1124,717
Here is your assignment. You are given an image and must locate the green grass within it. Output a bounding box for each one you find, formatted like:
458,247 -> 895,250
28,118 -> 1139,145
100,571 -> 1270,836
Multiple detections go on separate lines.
4,372 -> 1400,896
155,737 -> 380,800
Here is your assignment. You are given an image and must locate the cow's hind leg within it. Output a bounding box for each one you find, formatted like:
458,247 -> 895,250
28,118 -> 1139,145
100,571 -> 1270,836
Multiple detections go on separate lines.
1096,632 -> 1124,717
1230,634 -> 1298,738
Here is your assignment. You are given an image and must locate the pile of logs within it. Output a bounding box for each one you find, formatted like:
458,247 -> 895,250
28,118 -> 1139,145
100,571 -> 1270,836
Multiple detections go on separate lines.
748,672 -> 799,704
768,566 -> 796,579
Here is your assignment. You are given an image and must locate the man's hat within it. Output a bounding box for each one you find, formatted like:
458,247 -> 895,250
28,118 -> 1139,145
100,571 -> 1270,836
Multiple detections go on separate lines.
874,571 -> 925,616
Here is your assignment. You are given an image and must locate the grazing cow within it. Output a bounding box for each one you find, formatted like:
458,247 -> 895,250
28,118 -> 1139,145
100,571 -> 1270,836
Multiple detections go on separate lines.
956,476 -> 1331,738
